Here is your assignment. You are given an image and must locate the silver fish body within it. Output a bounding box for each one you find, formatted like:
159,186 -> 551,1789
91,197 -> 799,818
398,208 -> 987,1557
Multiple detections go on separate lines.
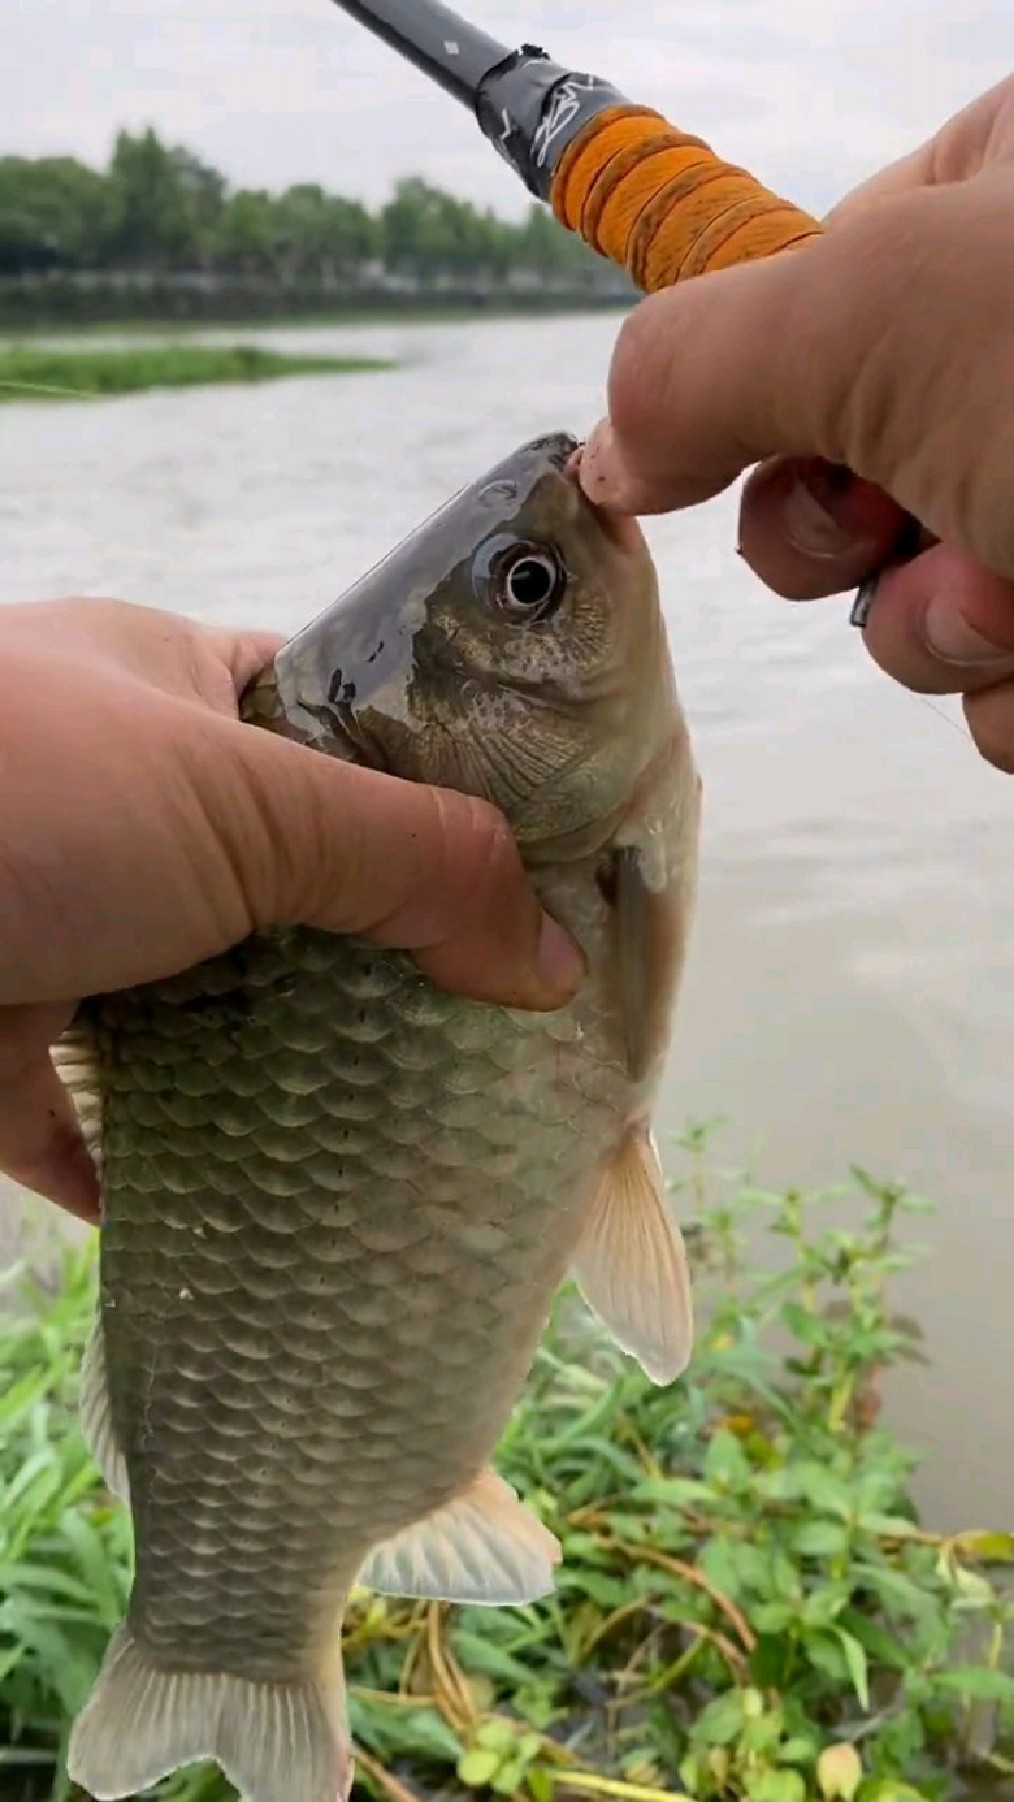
65,433 -> 701,1802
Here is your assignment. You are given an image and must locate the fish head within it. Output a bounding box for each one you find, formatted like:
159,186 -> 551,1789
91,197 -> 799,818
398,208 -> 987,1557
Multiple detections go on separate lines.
273,431 -> 686,858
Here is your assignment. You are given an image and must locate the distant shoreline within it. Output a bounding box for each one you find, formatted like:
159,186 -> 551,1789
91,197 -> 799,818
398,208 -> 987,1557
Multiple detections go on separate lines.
0,289 -> 635,338
2,132 -> 637,339
0,272 -> 633,338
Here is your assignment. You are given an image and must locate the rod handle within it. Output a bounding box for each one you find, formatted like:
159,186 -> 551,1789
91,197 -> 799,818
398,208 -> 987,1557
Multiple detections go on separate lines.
550,105 -> 821,288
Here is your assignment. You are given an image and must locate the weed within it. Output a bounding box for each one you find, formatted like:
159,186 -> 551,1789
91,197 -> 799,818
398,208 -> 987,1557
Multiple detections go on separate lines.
1,1130 -> 1010,1801
0,343 -> 392,403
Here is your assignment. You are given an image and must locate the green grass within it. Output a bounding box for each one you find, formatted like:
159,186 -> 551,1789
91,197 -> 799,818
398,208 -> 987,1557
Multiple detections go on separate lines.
1,1129 -> 1011,1802
0,342 -> 394,402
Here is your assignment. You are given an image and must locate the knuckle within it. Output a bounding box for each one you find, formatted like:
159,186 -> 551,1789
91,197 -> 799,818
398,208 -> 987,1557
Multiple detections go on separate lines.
186,722 -> 289,933
772,206 -> 936,480
475,799 -> 522,884
606,291 -> 680,444
434,789 -> 520,913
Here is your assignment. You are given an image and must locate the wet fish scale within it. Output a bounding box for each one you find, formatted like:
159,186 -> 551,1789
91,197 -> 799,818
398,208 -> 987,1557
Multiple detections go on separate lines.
92,922 -> 624,1681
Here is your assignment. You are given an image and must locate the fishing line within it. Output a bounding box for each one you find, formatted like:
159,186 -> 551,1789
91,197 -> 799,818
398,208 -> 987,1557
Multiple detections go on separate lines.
1,380 -> 88,400
909,692 -> 971,742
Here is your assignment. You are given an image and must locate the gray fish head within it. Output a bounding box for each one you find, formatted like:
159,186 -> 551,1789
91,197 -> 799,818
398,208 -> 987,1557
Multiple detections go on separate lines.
273,432 -> 679,853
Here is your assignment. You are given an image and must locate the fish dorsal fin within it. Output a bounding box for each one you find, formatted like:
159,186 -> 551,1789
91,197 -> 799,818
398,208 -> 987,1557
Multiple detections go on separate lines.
52,1017 -> 104,1175
571,1125 -> 693,1384
357,1466 -> 561,1606
80,1317 -> 130,1503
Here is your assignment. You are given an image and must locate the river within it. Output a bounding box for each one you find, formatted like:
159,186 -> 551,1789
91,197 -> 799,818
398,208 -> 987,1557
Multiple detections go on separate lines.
1,313 -> 1010,1530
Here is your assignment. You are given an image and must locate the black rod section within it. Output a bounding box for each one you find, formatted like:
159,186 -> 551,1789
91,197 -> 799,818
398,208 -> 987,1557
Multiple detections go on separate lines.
328,0 -> 510,107
328,0 -> 629,200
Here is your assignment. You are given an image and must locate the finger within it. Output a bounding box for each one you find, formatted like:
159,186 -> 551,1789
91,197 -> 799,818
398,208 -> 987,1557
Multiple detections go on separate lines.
964,680 -> 1014,775
208,628 -> 286,704
208,722 -> 586,1012
859,545 -> 1014,694
5,600 -> 285,718
576,223 -> 879,515
737,457 -> 910,599
0,1023 -> 100,1223
576,179 -> 1003,555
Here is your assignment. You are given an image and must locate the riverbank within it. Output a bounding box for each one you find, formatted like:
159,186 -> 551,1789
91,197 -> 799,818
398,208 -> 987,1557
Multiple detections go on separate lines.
1,297 -> 635,340
0,278 -> 634,337
2,1158 -> 1010,1802
0,341 -> 393,402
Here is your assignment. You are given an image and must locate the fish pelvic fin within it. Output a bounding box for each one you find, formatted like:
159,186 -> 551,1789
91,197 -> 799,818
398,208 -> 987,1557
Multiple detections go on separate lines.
571,1123 -> 694,1384
358,1465 -> 561,1606
79,1317 -> 130,1504
68,1623 -> 352,1802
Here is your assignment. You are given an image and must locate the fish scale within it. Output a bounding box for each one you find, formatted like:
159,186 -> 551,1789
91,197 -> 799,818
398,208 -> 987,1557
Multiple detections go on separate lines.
91,922 -> 622,1667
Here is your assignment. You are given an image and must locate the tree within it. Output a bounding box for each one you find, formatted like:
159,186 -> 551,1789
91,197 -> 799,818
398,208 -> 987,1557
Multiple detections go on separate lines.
0,135 -> 622,292
0,156 -> 107,274
170,146 -> 226,265
103,128 -> 195,269
380,178 -> 494,278
215,188 -> 276,276
516,202 -> 599,276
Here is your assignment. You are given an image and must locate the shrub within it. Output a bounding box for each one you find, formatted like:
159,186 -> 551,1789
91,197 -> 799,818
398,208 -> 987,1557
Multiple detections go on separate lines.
1,1128 -> 1011,1801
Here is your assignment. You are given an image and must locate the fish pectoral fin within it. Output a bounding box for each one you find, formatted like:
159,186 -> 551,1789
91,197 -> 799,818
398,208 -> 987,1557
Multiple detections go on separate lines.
358,1466 -> 561,1606
571,1125 -> 694,1385
80,1318 -> 130,1504
69,1624 -> 352,1802
601,756 -> 700,1086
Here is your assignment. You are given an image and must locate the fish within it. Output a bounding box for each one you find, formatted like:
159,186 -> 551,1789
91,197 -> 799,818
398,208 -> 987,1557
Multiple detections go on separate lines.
61,430 -> 702,1802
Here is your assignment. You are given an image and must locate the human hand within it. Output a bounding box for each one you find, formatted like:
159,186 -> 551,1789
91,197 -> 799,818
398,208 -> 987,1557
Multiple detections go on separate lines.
0,599 -> 583,1224
578,76 -> 1014,770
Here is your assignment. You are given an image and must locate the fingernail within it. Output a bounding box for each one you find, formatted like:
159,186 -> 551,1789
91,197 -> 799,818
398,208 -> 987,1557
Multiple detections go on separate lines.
578,421 -> 630,510
851,576 -> 878,628
923,596 -> 1014,666
536,912 -> 585,999
784,463 -> 863,560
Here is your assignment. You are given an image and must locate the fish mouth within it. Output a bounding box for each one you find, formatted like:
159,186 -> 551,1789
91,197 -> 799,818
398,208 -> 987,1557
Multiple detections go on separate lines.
533,430 -> 582,472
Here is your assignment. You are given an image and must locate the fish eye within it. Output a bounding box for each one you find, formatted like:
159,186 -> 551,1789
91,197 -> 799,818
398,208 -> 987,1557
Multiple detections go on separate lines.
472,535 -> 566,624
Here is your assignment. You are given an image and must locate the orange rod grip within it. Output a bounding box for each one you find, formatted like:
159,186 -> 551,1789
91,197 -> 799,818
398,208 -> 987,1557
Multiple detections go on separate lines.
550,106 -> 821,290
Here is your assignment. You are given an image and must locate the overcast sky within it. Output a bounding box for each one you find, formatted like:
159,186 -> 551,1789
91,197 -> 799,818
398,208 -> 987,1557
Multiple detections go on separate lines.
3,0 -> 1009,218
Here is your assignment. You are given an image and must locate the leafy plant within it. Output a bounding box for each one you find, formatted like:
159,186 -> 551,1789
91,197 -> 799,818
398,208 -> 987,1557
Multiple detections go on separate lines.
1,1129 -> 1011,1802
0,343 -> 392,404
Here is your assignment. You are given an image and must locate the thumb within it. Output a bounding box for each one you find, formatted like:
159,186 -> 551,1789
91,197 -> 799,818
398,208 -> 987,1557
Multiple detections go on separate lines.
0,1006 -> 100,1222
214,719 -> 586,1013
577,177 -> 1008,574
578,237 -> 862,515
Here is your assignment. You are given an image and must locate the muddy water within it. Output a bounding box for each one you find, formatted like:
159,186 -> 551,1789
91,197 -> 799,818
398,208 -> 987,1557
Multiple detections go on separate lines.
1,313 -> 1010,1528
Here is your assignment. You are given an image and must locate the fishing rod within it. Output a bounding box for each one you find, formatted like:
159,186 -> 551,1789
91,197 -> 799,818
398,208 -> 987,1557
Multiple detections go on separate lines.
329,0 -> 822,292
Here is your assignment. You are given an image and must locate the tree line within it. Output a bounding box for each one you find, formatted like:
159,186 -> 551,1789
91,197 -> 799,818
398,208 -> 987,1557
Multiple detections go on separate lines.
0,127 -> 618,288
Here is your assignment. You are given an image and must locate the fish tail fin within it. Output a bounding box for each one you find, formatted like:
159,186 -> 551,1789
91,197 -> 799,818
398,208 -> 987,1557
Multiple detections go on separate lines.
68,1623 -> 352,1802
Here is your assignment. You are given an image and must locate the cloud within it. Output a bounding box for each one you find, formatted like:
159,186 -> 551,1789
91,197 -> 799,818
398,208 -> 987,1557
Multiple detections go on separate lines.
2,0 -> 1008,216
